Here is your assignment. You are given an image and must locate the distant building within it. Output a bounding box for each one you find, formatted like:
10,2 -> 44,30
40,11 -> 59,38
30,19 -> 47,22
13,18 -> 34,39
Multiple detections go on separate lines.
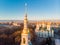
12,22 -> 20,26
35,22 -> 40,32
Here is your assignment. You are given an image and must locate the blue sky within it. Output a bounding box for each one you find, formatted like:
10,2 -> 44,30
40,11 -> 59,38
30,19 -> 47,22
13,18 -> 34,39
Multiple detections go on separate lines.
0,0 -> 60,20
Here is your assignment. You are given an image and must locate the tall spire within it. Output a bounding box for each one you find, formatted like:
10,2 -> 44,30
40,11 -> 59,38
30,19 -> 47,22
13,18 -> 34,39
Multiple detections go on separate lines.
24,3 -> 27,21
25,3 -> 27,14
22,3 -> 28,34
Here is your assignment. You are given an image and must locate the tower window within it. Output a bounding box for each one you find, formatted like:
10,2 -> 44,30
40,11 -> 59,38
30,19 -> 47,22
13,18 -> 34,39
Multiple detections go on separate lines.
23,38 -> 25,44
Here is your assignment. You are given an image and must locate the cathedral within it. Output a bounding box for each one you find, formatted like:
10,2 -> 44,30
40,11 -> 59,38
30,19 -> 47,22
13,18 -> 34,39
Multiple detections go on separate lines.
35,21 -> 54,38
20,3 -> 54,45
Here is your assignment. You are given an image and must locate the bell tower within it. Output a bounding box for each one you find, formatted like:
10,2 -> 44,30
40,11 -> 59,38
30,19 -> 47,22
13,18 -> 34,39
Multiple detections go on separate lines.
20,3 -> 29,45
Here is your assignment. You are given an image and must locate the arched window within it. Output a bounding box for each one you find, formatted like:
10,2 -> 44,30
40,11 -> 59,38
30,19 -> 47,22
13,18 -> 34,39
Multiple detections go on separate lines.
23,38 -> 25,44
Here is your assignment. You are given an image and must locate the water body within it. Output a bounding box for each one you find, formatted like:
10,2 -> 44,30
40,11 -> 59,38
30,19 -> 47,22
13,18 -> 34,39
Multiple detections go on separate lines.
0,20 -> 23,23
0,24 -> 13,29
0,20 -> 37,23
0,24 -> 7,26
0,24 -> 9,26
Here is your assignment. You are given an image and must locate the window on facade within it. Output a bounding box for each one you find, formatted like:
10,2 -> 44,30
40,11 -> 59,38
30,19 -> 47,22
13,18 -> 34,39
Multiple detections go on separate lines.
23,38 -> 25,44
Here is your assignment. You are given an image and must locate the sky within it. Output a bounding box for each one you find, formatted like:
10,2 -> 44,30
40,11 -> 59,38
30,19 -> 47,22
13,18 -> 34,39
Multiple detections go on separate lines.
0,0 -> 60,20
